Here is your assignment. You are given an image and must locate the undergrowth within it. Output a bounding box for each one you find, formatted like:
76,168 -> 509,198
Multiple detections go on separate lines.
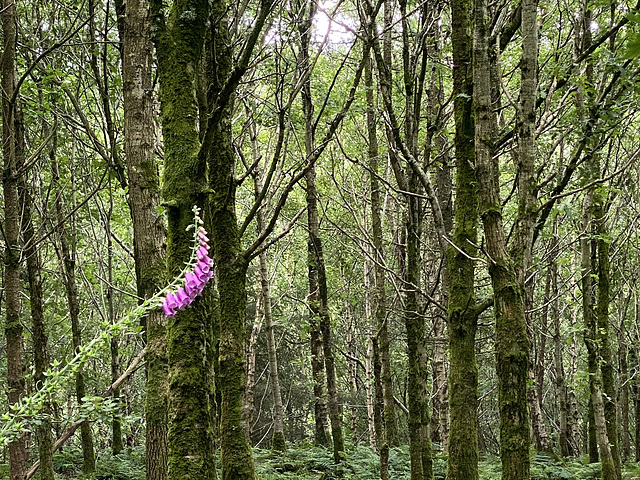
6,444 -> 640,479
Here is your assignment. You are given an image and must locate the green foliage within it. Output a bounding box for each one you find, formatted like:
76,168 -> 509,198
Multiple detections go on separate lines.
51,446 -> 145,479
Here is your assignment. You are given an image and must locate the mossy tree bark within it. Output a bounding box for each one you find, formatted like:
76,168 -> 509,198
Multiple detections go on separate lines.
203,0 -> 274,476
447,0 -> 480,475
2,1 -> 28,476
372,1 -> 440,476
594,194 -> 622,478
474,0 -> 531,478
513,0 -> 554,457
152,0 -> 217,477
118,0 -> 168,473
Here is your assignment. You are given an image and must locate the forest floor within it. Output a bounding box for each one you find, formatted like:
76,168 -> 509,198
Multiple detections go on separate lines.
4,444 -> 640,479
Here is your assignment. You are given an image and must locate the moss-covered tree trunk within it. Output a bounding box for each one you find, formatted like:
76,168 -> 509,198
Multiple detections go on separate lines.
152,0 -> 217,477
205,0 -> 264,477
474,0 -> 530,478
119,0 -> 168,472
2,1 -> 27,477
404,177 -> 432,480
594,197 -> 622,478
447,0 -> 480,475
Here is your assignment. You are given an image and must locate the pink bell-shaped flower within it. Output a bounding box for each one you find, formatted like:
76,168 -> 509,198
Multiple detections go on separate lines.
197,246 -> 209,261
175,287 -> 190,310
184,272 -> 200,297
198,230 -> 210,245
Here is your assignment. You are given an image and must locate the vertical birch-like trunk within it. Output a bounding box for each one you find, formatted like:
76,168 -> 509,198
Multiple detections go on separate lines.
243,281 -> 263,442
261,248 -> 286,452
248,121 -> 287,452
474,0 -> 531,478
298,0 -> 344,460
447,0 -> 480,475
119,0 -> 169,473
582,190 -> 617,479
2,1 -> 27,477
105,185 -> 125,456
619,313 -> 630,461
551,219 -> 570,457
51,141 -> 96,474
594,198 -> 622,478
18,108 -> 55,480
364,52 -> 389,479
296,0 -> 330,449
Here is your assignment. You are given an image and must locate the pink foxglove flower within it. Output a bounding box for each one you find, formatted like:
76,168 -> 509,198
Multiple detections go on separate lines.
198,230 -> 210,245
175,287 -> 190,310
162,221 -> 215,317
197,246 -> 209,261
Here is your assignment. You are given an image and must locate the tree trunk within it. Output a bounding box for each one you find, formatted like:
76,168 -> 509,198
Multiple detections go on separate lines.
105,186 -> 125,456
296,0 -> 331,449
2,0 -> 27,477
594,198 -> 622,478
298,0 -> 344,461
551,222 -> 570,457
243,282 -> 262,442
119,0 -> 169,472
262,249 -> 286,452
447,0 -> 480,475
248,119 -> 287,452
18,107 -> 55,480
404,172 -> 432,480
152,0 -> 217,477
365,52 -> 389,479
474,0 -> 531,478
618,310 -> 630,462
631,342 -> 640,461
51,144 -> 96,475
205,1 -> 261,477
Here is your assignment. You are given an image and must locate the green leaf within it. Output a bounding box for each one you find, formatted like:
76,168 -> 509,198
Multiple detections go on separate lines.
622,33 -> 640,59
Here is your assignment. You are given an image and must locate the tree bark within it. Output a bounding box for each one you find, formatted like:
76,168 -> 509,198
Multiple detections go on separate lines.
365,51 -> 389,479
594,198 -> 622,477
447,0 -> 480,474
2,0 -> 27,477
152,0 -> 217,477
119,0 -> 169,473
298,0 -> 344,461
18,108 -> 55,480
551,221 -> 570,457
243,282 -> 262,442
474,0 -> 531,478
